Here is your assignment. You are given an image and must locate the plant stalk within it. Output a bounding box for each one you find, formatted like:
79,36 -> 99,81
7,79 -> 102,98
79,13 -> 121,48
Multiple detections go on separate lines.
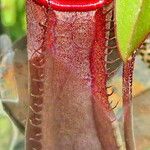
123,55 -> 136,150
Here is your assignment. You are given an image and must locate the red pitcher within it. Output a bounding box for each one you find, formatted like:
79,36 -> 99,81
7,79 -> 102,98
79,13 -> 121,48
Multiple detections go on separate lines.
26,0 -> 122,149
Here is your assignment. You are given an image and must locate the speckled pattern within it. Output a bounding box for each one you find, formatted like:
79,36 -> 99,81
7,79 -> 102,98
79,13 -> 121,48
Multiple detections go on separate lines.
26,0 -> 122,149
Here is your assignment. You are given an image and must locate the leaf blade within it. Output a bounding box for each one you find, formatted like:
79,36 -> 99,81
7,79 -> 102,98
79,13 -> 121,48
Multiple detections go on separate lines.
115,0 -> 150,61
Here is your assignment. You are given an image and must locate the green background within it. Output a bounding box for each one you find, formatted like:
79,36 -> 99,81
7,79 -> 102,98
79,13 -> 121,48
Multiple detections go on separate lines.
0,0 -> 25,149
0,0 -> 26,41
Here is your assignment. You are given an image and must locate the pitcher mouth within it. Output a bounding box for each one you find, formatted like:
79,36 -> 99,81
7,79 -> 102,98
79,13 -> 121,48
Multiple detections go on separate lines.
49,0 -> 104,11
34,0 -> 109,11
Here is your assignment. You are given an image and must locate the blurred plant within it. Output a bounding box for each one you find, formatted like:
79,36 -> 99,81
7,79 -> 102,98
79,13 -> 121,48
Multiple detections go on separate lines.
0,0 -> 26,41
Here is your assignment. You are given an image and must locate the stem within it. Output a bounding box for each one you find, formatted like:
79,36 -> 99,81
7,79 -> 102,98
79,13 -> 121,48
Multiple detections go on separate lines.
123,55 -> 136,150
3,102 -> 25,133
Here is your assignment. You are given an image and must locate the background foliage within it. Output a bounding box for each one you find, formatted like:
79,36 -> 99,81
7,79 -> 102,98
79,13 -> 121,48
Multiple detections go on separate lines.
0,0 -> 26,41
0,0 -> 26,149
116,0 -> 150,61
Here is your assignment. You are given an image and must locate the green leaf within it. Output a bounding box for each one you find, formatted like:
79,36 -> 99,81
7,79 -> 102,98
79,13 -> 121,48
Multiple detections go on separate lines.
115,0 -> 150,61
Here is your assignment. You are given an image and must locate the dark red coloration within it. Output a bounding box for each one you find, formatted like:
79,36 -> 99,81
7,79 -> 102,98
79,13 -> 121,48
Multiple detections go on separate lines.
105,0 -> 113,4
33,0 -> 49,7
33,0 -> 113,11
90,9 -> 111,116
